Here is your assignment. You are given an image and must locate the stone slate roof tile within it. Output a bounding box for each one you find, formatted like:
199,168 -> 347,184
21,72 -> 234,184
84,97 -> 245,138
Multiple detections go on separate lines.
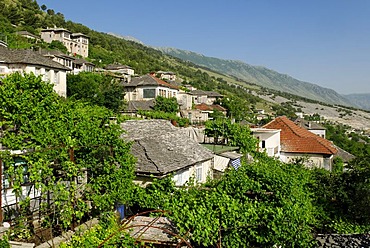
0,47 -> 70,71
121,120 -> 213,176
125,74 -> 179,89
126,100 -> 155,112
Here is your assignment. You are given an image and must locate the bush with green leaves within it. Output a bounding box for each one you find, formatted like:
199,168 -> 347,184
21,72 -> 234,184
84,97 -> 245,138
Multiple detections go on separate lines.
132,156 -> 318,247
0,73 -> 136,239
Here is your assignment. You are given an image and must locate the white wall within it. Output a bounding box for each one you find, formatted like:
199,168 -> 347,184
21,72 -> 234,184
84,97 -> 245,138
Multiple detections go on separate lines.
173,159 -> 213,186
252,130 -> 281,157
280,152 -> 332,171
0,63 -> 67,97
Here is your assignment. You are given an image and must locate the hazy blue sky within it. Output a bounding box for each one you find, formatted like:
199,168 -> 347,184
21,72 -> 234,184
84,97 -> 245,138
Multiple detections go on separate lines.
38,0 -> 370,94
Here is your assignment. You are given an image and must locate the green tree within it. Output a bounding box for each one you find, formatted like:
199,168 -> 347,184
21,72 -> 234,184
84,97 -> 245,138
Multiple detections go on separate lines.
153,96 -> 179,113
0,73 -> 136,239
67,72 -> 125,112
48,40 -> 68,53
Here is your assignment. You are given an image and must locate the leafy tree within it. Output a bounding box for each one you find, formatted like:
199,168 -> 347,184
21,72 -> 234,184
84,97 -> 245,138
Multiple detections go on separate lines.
0,73 -> 136,239
205,119 -> 257,154
132,156 -> 317,247
48,40 -> 68,53
221,95 -> 252,122
153,96 -> 178,113
67,72 -> 125,112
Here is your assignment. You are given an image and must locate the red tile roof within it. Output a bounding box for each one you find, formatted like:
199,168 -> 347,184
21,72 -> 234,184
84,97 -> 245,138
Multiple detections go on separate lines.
263,116 -> 337,155
149,75 -> 179,90
195,103 -> 226,112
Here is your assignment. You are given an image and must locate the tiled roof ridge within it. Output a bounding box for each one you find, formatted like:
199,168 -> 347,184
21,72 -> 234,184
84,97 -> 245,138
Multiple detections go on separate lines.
149,74 -> 179,89
264,116 -> 337,155
281,117 -> 336,154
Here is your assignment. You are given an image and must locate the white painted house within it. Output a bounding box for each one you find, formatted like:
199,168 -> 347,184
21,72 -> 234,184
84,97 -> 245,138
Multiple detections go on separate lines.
263,116 -> 337,170
121,120 -> 214,187
0,46 -> 70,97
251,128 -> 281,157
123,74 -> 179,102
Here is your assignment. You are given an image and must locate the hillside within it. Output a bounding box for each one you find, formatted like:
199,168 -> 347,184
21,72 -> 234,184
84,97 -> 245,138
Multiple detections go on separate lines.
344,93 -> 370,111
158,47 -> 354,107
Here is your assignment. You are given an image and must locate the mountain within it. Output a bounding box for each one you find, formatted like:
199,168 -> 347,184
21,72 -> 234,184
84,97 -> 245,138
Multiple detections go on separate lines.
343,94 -> 370,111
107,32 -> 145,45
158,47 -> 354,107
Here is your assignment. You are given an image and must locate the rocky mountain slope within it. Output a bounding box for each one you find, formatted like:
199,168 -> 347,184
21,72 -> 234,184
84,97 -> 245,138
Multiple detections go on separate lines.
158,47 -> 354,107
344,93 -> 370,111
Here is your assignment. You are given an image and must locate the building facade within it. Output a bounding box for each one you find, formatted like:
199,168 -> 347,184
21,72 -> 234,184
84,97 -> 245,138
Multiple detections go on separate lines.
41,28 -> 89,58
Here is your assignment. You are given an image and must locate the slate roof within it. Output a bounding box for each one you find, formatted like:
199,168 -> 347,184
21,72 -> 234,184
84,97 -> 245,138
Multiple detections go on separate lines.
125,100 -> 155,112
333,145 -> 355,163
73,58 -> 95,66
41,28 -> 71,33
295,117 -> 326,130
0,46 -> 70,71
121,120 -> 213,176
104,64 -> 132,70
190,90 -> 223,97
195,103 -> 226,112
125,74 -> 179,90
127,216 -> 180,245
263,116 -> 337,155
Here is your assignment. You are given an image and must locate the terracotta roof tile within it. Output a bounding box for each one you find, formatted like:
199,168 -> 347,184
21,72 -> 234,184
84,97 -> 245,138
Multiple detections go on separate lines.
263,116 -> 337,155
195,103 -> 226,111
127,74 -> 179,90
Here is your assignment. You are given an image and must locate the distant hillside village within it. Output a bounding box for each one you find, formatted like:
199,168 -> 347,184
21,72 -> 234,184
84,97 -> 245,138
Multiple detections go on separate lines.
0,28 -> 356,184
1,24 -> 370,247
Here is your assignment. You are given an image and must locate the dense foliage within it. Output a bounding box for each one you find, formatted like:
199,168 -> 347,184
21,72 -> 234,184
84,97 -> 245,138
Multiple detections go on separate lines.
67,72 -> 125,112
204,119 -> 258,154
131,157 -> 317,247
0,73 -> 136,241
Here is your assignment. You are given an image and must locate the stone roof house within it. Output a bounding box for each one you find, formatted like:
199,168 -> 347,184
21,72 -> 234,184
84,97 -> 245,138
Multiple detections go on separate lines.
295,117 -> 326,138
190,90 -> 223,105
0,46 -> 70,97
263,116 -> 337,170
121,120 -> 214,186
156,71 -> 176,81
123,74 -> 179,102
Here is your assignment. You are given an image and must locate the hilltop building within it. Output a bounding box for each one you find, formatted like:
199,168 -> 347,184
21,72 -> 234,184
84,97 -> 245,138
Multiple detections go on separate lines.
41,28 -> 89,57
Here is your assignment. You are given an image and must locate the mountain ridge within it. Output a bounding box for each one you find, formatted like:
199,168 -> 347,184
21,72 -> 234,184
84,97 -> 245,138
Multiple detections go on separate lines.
157,47 -> 353,107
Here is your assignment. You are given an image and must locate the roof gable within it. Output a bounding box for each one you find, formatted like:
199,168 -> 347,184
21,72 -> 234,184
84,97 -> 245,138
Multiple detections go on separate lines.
127,74 -> 179,90
263,116 -> 337,155
121,120 -> 213,175
0,47 -> 70,71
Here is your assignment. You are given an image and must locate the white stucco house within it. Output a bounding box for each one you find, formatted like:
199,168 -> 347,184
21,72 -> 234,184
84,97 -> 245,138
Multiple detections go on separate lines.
263,116 -> 337,170
0,46 -> 70,97
156,71 -> 176,81
123,74 -> 179,102
121,120 -> 214,187
251,128 -> 281,157
190,90 -> 223,105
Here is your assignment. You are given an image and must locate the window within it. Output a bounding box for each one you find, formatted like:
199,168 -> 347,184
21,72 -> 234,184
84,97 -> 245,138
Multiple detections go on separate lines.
262,140 -> 266,149
195,165 -> 202,182
143,89 -> 155,99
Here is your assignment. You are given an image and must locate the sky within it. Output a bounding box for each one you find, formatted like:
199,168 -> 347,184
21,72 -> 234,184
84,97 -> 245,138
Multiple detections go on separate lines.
38,0 -> 370,94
